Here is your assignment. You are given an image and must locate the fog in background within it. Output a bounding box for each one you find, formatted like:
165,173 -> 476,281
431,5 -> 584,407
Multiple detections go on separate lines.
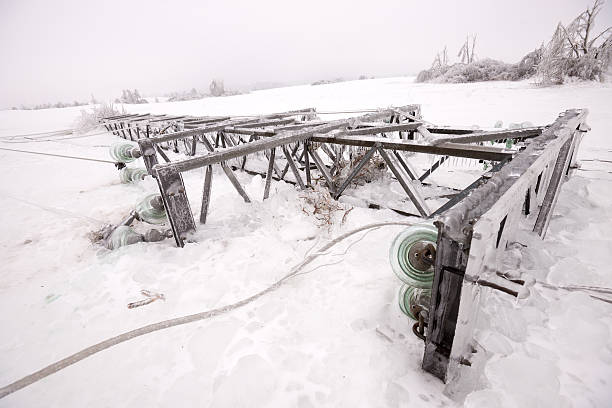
1,0 -> 610,108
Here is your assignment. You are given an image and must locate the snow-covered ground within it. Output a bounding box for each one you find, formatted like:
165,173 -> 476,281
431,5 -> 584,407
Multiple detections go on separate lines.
0,77 -> 610,407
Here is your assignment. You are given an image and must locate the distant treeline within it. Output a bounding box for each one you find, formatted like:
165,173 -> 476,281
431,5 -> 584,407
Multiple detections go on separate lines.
165,80 -> 243,101
10,100 -> 90,110
311,75 -> 375,86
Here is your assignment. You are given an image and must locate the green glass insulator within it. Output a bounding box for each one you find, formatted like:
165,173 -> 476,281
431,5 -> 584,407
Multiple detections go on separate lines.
107,225 -> 144,250
110,143 -> 138,163
119,167 -> 148,184
398,284 -> 432,320
135,194 -> 167,224
389,223 -> 437,288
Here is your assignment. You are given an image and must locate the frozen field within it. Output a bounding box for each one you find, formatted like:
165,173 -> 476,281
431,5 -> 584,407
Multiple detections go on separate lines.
0,77 -> 611,407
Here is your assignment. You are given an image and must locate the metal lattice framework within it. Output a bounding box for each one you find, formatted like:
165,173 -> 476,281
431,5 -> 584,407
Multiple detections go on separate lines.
101,105 -> 541,245
101,105 -> 588,383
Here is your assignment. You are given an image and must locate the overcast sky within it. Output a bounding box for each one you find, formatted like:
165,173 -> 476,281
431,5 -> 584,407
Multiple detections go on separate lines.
0,0 -> 610,108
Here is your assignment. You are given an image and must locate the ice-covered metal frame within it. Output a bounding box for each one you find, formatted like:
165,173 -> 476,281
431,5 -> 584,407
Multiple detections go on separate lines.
146,106 -> 425,246
101,106 -> 545,248
423,109 -> 589,382
100,106 -> 587,384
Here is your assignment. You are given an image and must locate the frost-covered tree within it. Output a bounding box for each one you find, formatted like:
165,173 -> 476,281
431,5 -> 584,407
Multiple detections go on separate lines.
118,89 -> 147,104
538,0 -> 611,84
432,46 -> 449,69
457,35 -> 477,64
209,79 -> 225,97
74,102 -> 124,133
416,45 -> 450,82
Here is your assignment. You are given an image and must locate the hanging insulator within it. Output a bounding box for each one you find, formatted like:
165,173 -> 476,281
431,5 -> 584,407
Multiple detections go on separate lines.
135,194 -> 167,224
106,225 -> 144,250
119,167 -> 148,184
398,284 -> 431,320
389,223 -> 437,288
110,143 -> 141,163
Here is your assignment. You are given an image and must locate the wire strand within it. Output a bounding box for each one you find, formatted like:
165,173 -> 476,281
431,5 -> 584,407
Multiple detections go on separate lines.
0,129 -> 74,140
0,130 -> 113,144
0,147 -> 115,164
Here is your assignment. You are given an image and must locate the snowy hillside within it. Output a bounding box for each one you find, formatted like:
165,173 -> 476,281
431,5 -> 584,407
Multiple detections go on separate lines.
0,77 -> 610,407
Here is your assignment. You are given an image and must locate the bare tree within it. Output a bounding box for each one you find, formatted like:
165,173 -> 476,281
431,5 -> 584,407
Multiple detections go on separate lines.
431,46 -> 449,69
458,35 -> 477,64
564,0 -> 611,56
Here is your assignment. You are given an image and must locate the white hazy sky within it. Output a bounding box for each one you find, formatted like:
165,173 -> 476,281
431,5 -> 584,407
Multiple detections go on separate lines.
1,0 -> 610,108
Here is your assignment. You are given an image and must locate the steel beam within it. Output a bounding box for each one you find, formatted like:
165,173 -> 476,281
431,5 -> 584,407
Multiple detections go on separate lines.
199,165 -> 213,224
419,156 -> 449,182
378,148 -> 430,217
308,149 -> 336,193
282,145 -> 306,189
533,134 -> 575,237
263,148 -> 276,200
430,127 -> 543,145
311,135 -> 514,161
333,145 -> 378,199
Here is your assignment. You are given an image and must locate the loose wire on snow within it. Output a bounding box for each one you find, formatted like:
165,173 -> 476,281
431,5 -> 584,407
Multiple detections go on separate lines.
0,221 -> 416,399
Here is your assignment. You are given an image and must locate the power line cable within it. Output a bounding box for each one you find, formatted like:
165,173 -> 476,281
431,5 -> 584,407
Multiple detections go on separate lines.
0,147 -> 115,164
